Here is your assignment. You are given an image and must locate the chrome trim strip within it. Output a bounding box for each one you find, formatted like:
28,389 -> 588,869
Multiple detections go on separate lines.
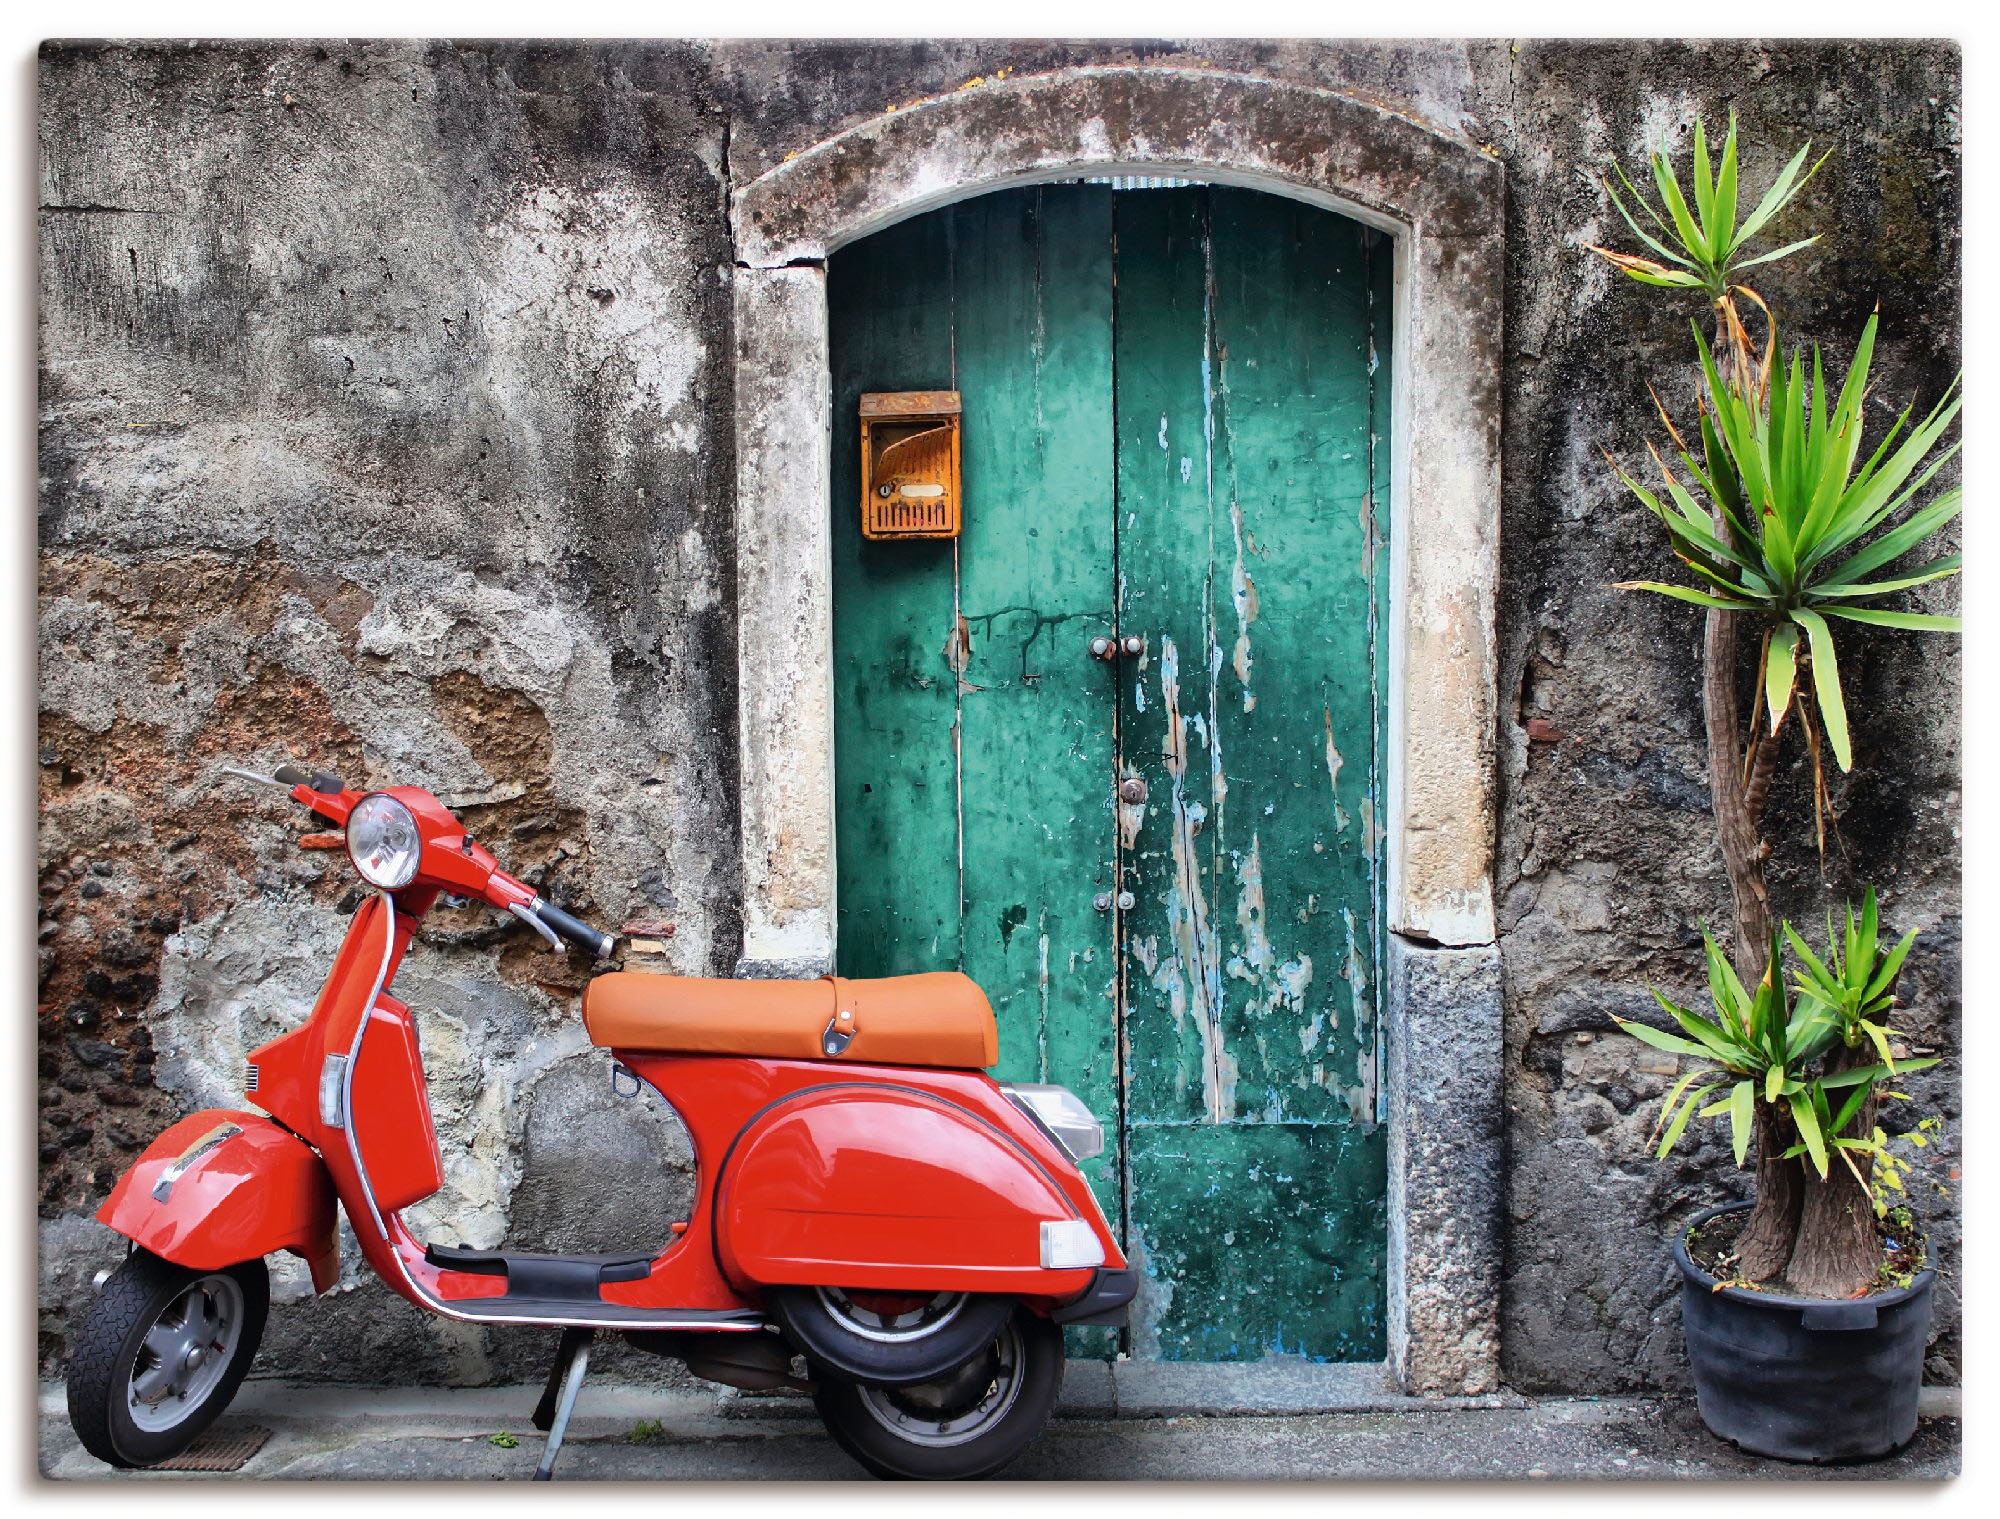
150,1122 -> 243,1203
396,1303 -> 766,1331
340,892 -> 400,1241
341,891 -> 768,1334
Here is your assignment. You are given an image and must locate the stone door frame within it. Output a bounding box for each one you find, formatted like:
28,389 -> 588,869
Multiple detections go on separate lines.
725,67 -> 1505,1396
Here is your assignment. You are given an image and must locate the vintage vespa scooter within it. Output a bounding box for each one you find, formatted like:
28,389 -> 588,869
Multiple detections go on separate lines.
66,762 -> 1134,1480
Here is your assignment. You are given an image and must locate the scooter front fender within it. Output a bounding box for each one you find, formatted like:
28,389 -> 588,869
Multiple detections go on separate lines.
714,1084 -> 1104,1302
97,1109 -> 340,1293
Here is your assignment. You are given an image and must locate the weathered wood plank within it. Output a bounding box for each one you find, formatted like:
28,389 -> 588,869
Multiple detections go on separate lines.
1117,188 -> 1389,1362
1207,186 -> 1380,1127
954,187 -> 1121,1214
829,212 -> 961,976
1126,1121 -> 1386,1361
1114,187 -> 1227,1130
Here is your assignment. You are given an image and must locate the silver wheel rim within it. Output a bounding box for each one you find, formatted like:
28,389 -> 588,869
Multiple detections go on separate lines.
814,1286 -> 969,1344
855,1319 -> 1025,1448
126,1273 -> 245,1433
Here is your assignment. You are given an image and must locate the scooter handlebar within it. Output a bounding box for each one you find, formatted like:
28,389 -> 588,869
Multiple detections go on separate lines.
533,899 -> 618,963
484,868 -> 616,962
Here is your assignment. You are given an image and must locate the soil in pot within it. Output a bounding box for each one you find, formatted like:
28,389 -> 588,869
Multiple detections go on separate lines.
1685,1204 -> 1929,1297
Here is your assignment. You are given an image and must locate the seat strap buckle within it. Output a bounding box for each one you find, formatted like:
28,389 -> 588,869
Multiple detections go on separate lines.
822,1007 -> 857,1057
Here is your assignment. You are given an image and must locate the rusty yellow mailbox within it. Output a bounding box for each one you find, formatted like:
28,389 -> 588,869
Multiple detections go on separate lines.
859,391 -> 962,539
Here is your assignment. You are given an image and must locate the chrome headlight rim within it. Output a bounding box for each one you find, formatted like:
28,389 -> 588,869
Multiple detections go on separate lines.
345,792 -> 422,890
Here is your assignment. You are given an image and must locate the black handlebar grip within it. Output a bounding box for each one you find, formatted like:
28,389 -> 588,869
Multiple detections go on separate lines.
536,901 -> 617,961
273,762 -> 345,794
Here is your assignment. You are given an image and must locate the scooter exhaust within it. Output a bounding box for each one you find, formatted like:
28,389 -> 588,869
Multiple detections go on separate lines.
624,1330 -> 815,1393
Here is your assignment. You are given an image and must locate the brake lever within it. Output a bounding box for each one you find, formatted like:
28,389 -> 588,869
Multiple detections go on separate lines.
507,901 -> 563,953
219,766 -> 289,789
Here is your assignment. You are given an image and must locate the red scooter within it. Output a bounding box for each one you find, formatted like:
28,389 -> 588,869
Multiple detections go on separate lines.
66,763 -> 1133,1480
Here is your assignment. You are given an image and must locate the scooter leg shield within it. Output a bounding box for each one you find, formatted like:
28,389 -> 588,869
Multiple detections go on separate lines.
97,1110 -> 340,1292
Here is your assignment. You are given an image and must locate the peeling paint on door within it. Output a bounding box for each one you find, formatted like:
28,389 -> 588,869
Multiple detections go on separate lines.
830,183 -> 1390,1364
1116,186 -> 1390,1362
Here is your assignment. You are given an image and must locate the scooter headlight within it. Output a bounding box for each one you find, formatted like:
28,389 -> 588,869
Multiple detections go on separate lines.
346,793 -> 422,889
1001,1082 -> 1105,1161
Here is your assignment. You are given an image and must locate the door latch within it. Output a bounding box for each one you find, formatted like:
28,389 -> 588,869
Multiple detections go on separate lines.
1118,777 -> 1148,804
1088,635 -> 1145,661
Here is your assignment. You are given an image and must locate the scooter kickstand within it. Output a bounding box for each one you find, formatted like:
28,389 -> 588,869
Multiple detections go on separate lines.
530,1327 -> 595,1482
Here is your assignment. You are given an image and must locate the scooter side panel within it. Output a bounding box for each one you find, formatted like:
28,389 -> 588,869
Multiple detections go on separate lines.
713,1085 -> 1100,1301
97,1110 -> 340,1292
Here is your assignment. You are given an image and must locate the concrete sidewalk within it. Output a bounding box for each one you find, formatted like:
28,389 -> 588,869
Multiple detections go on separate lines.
38,1375 -> 1960,1482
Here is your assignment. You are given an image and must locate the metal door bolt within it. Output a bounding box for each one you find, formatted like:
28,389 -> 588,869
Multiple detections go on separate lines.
1118,778 -> 1148,804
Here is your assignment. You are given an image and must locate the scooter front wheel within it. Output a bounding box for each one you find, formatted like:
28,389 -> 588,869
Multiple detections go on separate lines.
66,1249 -> 269,1468
811,1307 -> 1063,1480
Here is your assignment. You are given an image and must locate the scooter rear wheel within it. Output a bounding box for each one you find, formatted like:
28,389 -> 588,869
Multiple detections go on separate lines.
66,1249 -> 269,1468
770,1284 -> 1013,1386
810,1307 -> 1063,1480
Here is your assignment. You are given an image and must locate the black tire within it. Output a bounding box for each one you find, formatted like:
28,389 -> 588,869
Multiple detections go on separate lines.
66,1250 -> 269,1468
811,1307 -> 1063,1480
770,1284 -> 1013,1387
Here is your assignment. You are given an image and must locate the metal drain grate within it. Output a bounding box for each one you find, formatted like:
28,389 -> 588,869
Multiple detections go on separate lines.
145,1425 -> 271,1473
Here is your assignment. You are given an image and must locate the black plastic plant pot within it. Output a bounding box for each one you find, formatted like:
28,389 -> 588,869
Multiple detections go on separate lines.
1674,1201 -> 1934,1463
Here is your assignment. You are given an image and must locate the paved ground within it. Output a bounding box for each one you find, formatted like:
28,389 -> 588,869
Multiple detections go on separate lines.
38,1377 -> 1960,1482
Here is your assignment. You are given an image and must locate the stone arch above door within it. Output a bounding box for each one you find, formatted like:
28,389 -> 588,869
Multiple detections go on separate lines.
731,67 -> 1504,976
724,68 -> 1506,1398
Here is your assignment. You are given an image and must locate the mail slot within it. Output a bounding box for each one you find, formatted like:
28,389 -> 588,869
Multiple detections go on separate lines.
859,391 -> 962,540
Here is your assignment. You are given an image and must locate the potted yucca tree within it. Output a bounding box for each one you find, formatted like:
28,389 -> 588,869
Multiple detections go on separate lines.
1590,115 -> 1959,1461
1616,902 -> 1939,1460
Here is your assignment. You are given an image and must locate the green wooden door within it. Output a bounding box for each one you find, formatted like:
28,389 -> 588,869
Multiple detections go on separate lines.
830,184 -> 1391,1362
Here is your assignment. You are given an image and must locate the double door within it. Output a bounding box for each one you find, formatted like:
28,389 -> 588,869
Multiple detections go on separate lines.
830,183 -> 1391,1361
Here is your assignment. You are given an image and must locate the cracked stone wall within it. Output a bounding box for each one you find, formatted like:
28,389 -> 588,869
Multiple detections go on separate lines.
39,38 -> 1958,1395
37,39 -> 733,1387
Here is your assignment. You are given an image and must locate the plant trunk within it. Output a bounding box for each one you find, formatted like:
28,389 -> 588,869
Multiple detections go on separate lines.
1735,1103 -> 1805,1282
1786,1045 -> 1883,1298
1703,607 -> 1773,970
1703,604 -> 1801,1271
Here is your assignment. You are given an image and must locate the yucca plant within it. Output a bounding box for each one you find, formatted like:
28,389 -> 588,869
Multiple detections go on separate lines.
1591,112 -> 1831,983
1785,886 -> 1922,1071
1617,928 -> 1825,1167
1611,311 -> 1963,803
1780,890 -> 1938,1297
1614,928 -> 1818,1278
1591,113 -> 1959,1297
1618,909 -> 1937,1292
1591,112 -> 1828,304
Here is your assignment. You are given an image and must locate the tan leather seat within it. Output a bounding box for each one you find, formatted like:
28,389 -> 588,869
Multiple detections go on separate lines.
582,971 -> 998,1069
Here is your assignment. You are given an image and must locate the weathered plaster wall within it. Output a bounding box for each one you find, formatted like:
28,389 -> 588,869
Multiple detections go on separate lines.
37,39 -> 736,1385
1485,40 -> 1962,1393
39,38 -> 1959,1394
